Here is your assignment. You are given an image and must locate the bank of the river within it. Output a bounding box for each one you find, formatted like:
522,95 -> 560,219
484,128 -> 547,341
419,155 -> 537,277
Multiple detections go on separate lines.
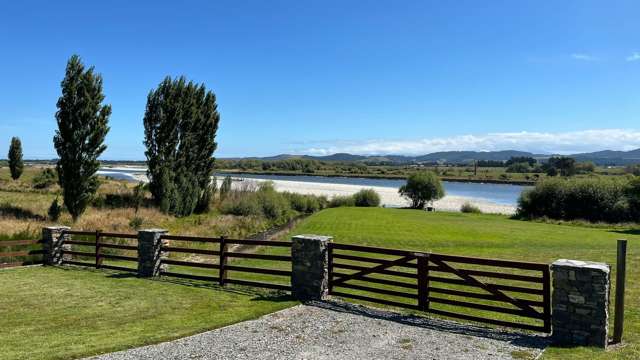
217,169 -> 536,186
98,167 -> 525,215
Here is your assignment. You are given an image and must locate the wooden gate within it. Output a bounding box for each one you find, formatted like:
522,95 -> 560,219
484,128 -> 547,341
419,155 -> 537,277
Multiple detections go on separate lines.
329,243 -> 551,333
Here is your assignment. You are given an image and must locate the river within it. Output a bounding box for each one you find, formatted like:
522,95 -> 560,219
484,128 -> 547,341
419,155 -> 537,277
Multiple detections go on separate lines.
98,167 -> 528,214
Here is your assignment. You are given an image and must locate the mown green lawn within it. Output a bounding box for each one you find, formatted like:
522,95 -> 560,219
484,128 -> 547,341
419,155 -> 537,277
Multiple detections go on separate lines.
0,266 -> 296,360
3,207 -> 638,360
288,207 -> 639,360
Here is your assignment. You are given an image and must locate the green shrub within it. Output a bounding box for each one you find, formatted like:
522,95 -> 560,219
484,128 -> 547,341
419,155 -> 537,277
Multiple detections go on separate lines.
328,195 -> 356,208
129,216 -> 144,230
256,183 -> 291,222
220,182 -> 325,223
284,192 -> 326,213
399,171 -> 444,209
32,168 -> 57,189
219,176 -> 233,201
220,194 -> 262,217
506,162 -> 530,173
48,197 -> 62,221
353,188 -> 381,207
517,177 -> 631,223
460,202 -> 482,214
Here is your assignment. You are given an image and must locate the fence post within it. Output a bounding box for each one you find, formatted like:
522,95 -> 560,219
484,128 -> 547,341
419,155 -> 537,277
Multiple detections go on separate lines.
219,236 -> 227,286
137,229 -> 167,277
613,239 -> 627,344
551,259 -> 610,348
417,253 -> 429,311
95,230 -> 102,269
291,234 -> 332,301
42,226 -> 70,266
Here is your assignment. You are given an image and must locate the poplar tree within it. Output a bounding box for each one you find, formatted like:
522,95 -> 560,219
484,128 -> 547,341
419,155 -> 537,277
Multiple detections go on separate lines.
8,137 -> 24,180
54,55 -> 111,221
144,76 -> 220,216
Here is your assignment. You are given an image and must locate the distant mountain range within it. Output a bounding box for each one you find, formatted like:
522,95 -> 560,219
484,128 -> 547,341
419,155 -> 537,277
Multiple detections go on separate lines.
226,148 -> 640,166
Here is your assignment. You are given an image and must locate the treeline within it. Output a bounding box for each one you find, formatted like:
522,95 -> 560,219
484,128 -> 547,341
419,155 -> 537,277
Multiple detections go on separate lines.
4,55 -> 222,221
517,176 -> 640,223
217,158 -> 369,174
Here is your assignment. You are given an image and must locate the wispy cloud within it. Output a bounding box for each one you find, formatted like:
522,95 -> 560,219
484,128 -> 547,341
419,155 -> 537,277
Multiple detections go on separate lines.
571,53 -> 598,61
298,129 -> 640,156
626,52 -> 640,62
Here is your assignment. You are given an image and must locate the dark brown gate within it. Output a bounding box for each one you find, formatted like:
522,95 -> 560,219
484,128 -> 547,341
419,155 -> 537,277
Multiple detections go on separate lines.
328,243 -> 551,333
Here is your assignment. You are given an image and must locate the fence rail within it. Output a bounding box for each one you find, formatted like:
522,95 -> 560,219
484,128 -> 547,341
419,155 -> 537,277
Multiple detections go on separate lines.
328,242 -> 551,333
158,234 -> 293,291
0,239 -> 44,269
16,229 -> 553,333
60,230 -> 138,271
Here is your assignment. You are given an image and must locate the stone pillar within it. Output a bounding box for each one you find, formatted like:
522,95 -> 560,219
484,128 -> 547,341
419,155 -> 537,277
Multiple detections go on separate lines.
137,229 -> 167,277
551,259 -> 610,348
42,226 -> 70,265
291,234 -> 332,301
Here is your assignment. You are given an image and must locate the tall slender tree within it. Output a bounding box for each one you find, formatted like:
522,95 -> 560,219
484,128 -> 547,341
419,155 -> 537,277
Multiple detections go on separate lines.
54,55 -> 111,221
8,137 -> 24,180
144,76 -> 220,216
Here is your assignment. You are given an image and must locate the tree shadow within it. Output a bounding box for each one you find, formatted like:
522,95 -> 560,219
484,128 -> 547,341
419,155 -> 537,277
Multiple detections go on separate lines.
152,276 -> 292,301
0,203 -> 46,221
608,229 -> 640,236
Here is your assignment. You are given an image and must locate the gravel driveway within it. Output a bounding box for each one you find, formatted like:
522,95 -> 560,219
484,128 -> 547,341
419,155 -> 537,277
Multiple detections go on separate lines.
86,300 -> 548,360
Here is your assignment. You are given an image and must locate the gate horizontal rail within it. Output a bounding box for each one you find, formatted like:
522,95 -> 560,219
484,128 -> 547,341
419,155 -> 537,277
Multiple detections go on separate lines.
328,242 -> 551,333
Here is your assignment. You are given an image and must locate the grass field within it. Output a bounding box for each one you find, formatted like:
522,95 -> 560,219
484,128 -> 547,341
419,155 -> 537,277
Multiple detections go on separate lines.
2,172 -> 639,359
287,207 -> 639,360
0,266 -> 296,360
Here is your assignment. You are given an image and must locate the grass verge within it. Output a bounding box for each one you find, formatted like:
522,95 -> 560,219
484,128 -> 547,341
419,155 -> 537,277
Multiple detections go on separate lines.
0,266 -> 296,360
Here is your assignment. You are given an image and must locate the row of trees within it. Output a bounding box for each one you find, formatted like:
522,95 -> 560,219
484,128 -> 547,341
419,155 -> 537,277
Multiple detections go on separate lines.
24,55 -> 222,221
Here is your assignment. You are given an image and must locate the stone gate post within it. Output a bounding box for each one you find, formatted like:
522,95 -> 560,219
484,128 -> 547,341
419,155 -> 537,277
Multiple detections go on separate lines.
42,226 -> 70,265
551,259 -> 610,348
137,229 -> 167,277
291,234 -> 332,301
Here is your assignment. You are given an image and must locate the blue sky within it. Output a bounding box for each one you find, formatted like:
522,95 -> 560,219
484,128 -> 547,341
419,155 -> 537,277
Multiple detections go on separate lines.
0,1 -> 639,159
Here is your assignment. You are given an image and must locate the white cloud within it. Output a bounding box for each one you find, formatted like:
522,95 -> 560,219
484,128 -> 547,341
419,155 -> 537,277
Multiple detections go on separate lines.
626,52 -> 640,62
298,129 -> 640,156
571,53 -> 598,61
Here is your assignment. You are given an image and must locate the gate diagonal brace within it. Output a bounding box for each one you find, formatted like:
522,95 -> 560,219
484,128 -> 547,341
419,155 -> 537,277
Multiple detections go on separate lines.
429,257 -> 542,318
331,255 -> 417,286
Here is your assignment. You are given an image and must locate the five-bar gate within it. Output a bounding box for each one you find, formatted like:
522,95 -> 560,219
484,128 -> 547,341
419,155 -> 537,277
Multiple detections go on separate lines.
329,243 -> 551,332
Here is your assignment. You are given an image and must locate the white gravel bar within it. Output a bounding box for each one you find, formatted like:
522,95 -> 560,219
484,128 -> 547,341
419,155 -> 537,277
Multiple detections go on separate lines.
100,168 -> 517,215
218,177 -> 517,215
86,301 -> 548,360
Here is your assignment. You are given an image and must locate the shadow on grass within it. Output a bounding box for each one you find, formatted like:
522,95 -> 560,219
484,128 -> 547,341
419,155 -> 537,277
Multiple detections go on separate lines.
154,276 -> 293,301
0,202 -> 46,221
56,264 -> 294,302
308,299 -> 550,349
609,228 -> 640,236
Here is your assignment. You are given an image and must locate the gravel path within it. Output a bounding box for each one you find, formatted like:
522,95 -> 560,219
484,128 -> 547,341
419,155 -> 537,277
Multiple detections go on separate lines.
86,300 -> 548,360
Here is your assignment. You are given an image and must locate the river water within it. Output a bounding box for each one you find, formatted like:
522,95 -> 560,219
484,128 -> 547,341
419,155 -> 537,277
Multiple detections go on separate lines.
98,168 -> 527,207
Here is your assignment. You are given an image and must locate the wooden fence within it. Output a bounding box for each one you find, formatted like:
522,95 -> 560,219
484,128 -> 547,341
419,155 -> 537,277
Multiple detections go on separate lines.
61,230 -> 139,273
5,230 -> 553,333
0,239 -> 44,268
159,235 -> 292,292
57,231 -> 293,292
328,242 -> 551,332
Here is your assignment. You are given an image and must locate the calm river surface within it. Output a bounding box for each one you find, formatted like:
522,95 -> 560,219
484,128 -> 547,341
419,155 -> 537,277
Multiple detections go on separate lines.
98,168 -> 528,206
